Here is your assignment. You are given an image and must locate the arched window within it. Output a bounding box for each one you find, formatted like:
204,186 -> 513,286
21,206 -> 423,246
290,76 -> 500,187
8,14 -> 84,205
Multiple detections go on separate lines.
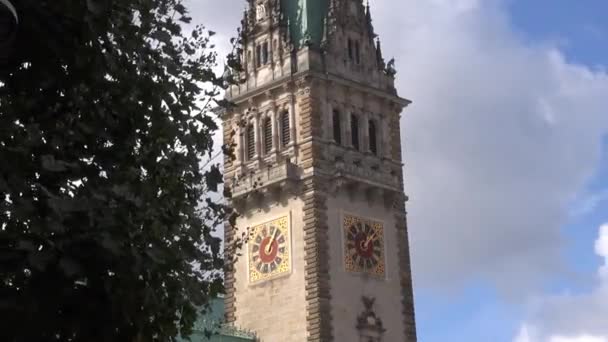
369,120 -> 377,155
280,110 -> 290,147
333,110 -> 342,144
351,114 -> 359,150
246,123 -> 255,160
263,117 -> 272,154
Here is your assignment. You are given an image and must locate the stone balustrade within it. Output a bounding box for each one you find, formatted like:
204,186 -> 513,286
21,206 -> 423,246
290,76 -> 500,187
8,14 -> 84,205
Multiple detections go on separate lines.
335,161 -> 401,192
327,144 -> 402,192
231,161 -> 299,198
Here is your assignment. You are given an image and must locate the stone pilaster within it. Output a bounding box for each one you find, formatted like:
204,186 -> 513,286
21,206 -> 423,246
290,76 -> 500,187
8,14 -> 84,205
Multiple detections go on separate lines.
395,199 -> 417,341
223,221 -> 237,324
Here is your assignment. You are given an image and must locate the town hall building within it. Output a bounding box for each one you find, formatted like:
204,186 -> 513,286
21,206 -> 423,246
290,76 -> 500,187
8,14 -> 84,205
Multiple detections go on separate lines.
185,0 -> 417,341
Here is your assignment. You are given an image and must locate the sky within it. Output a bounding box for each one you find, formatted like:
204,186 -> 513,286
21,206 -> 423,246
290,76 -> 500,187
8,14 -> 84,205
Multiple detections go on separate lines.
186,0 -> 608,341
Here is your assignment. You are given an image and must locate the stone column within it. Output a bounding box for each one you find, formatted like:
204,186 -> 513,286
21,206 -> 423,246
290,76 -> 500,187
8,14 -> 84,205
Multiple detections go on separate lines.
345,106 -> 352,148
236,113 -> 244,165
253,114 -> 260,159
289,94 -> 297,146
271,109 -> 278,154
381,115 -> 389,158
327,103 -> 334,141
362,111 -> 370,153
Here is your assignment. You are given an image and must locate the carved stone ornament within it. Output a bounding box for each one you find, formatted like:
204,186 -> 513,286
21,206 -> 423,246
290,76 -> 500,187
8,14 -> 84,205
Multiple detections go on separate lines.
255,3 -> 266,21
357,296 -> 385,342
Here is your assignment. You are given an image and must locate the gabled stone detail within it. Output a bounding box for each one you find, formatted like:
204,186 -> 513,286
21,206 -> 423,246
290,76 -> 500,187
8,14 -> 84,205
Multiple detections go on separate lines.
356,296 -> 386,342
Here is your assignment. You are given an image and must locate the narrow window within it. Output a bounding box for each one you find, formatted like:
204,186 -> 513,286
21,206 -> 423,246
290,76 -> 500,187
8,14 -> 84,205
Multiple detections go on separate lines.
246,123 -> 255,160
255,45 -> 262,68
262,41 -> 269,65
369,120 -> 377,155
348,39 -> 354,61
355,41 -> 361,64
281,111 -> 290,147
351,114 -> 359,150
263,117 -> 272,154
333,110 -> 342,144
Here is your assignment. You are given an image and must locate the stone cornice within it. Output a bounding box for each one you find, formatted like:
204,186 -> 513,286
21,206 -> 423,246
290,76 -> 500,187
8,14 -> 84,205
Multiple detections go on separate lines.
225,70 -> 410,112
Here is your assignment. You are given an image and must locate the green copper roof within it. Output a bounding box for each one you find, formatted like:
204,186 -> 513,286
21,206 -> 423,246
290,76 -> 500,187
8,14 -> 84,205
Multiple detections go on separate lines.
282,0 -> 329,47
178,299 -> 256,342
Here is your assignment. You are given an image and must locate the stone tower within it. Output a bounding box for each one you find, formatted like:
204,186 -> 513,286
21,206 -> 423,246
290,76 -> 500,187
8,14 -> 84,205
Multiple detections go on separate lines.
222,0 -> 416,341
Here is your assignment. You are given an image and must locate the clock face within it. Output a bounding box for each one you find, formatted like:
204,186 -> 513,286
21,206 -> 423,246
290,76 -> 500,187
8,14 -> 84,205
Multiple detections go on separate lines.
248,215 -> 291,284
343,215 -> 385,277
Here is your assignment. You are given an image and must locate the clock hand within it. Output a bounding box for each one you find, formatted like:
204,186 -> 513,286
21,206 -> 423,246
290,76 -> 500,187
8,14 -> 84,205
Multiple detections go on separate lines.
364,231 -> 377,249
265,228 -> 279,254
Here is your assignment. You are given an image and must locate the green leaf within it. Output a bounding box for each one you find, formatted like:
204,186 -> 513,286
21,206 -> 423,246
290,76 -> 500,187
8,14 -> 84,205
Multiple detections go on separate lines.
16,240 -> 36,252
59,257 -> 81,277
40,155 -> 67,172
0,0 -> 235,339
28,250 -> 54,272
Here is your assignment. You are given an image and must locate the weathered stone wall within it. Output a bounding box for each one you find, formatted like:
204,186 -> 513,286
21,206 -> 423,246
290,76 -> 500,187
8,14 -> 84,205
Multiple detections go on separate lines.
324,191 -> 410,342
231,197 -> 308,341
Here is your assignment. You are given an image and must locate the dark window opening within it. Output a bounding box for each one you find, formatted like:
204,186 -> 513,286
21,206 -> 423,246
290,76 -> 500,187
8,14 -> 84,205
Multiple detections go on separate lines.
355,41 -> 361,64
262,41 -> 269,65
369,120 -> 377,155
348,39 -> 354,61
263,117 -> 272,154
255,45 -> 261,68
333,110 -> 342,144
351,114 -> 359,150
255,42 -> 269,68
246,123 -> 255,160
281,111 -> 290,147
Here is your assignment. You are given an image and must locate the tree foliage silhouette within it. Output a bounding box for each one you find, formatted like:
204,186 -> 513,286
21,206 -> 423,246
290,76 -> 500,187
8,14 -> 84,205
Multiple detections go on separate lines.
0,0 -> 239,340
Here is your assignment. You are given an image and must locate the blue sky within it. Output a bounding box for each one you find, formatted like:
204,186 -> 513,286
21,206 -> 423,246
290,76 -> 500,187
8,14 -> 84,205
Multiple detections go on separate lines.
415,138 -> 608,342
189,1 -> 608,341
416,0 -> 608,342
414,1 -> 608,338
509,0 -> 608,68
411,2 -> 608,341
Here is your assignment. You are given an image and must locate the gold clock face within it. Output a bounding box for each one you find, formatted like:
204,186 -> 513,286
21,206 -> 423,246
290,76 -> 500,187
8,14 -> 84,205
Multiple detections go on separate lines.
343,215 -> 385,277
248,215 -> 291,284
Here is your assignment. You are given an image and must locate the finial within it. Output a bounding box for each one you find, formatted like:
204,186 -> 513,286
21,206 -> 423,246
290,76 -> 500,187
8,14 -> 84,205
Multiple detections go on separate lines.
321,16 -> 330,51
375,37 -> 385,69
365,0 -> 374,37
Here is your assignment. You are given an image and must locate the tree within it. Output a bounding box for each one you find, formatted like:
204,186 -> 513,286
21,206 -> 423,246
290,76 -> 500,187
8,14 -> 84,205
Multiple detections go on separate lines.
0,0 -> 238,340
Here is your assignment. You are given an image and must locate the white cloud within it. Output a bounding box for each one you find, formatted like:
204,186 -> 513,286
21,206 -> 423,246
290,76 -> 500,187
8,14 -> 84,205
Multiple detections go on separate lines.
551,337 -> 607,342
516,325 -> 608,342
186,0 -> 608,296
514,224 -> 608,341
596,224 -> 608,280
369,0 -> 608,295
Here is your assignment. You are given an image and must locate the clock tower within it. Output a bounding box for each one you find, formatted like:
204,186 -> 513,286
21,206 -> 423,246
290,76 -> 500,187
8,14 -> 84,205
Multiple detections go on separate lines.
222,0 -> 416,341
